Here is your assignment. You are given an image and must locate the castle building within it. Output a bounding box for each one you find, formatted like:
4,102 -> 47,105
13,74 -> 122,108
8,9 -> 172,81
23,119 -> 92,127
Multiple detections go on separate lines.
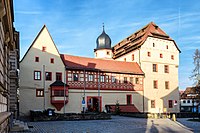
19,22 -> 180,116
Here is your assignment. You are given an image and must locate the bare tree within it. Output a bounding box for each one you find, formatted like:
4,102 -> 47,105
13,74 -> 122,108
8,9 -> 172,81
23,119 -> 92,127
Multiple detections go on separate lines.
190,49 -> 200,86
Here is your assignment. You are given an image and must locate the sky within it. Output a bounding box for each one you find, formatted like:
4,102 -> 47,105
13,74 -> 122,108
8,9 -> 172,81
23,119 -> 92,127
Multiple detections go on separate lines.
13,0 -> 200,90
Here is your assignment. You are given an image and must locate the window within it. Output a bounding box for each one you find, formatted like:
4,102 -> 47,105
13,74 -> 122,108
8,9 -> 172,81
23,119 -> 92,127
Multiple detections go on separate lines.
53,90 -> 64,97
73,73 -> 79,81
153,43 -> 155,47
148,52 -> 151,57
127,95 -> 132,105
34,71 -> 41,80
35,57 -> 39,62
124,77 -> 128,83
160,53 -> 163,58
183,100 -> 186,103
100,75 -> 105,82
107,51 -> 110,55
153,64 -> 158,72
164,65 -> 169,73
187,100 -> 190,103
56,72 -> 62,81
153,80 -> 158,89
171,55 -> 174,60
111,76 -> 116,83
135,78 -> 139,84
169,100 -> 173,108
36,89 -> 44,97
88,74 -> 94,82
105,75 -> 109,82
50,58 -> 54,63
124,58 -> 126,62
165,81 -> 169,89
166,45 -> 168,49
42,46 -> 46,52
132,54 -> 134,61
130,77 -> 133,84
45,72 -> 52,81
151,100 -> 155,108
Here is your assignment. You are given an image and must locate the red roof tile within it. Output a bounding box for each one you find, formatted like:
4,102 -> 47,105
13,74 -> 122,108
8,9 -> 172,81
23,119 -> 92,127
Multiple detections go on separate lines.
60,54 -> 144,75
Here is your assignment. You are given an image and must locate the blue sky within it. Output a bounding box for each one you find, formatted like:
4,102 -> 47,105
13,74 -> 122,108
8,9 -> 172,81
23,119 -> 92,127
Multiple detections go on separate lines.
14,0 -> 200,90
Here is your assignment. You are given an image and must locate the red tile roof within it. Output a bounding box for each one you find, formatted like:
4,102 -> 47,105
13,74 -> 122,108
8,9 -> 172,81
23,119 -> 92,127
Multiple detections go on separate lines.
113,22 -> 181,59
60,54 -> 144,75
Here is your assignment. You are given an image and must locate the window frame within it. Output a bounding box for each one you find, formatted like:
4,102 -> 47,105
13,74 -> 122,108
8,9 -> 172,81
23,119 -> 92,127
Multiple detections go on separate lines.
88,74 -> 94,82
171,55 -> 174,60
126,95 -> 132,105
50,58 -> 54,64
132,54 -> 134,61
34,71 -> 41,80
111,76 -> 116,83
168,100 -> 173,108
147,52 -> 151,57
35,56 -> 39,62
164,65 -> 169,73
165,81 -> 169,89
160,53 -> 163,58
151,100 -> 155,108
73,73 -> 79,81
36,89 -> 44,97
45,72 -> 52,81
124,77 -> 128,84
153,64 -> 158,72
42,46 -> 46,52
135,78 -> 139,84
100,75 -> 105,82
153,80 -> 158,89
56,72 -> 62,81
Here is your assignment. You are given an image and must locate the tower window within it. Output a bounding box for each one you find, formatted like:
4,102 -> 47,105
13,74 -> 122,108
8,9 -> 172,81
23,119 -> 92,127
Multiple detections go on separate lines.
107,51 -> 110,55
166,45 -> 168,49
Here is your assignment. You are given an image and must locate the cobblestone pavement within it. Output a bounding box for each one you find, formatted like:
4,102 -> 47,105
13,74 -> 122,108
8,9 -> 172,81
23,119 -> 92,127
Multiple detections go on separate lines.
10,116 -> 193,133
177,118 -> 200,133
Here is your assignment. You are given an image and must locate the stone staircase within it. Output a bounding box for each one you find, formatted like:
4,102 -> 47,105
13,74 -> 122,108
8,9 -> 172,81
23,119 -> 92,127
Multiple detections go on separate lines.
10,119 -> 29,132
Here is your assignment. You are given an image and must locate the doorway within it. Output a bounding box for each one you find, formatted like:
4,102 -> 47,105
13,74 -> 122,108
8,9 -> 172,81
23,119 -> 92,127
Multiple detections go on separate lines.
87,96 -> 102,112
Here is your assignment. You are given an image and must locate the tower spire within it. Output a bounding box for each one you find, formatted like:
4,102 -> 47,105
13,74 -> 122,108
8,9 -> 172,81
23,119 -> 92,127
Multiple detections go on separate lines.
102,23 -> 105,32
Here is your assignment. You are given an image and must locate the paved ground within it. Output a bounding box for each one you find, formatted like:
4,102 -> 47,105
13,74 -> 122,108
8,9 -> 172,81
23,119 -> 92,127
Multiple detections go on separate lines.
10,116 -> 196,133
177,118 -> 200,133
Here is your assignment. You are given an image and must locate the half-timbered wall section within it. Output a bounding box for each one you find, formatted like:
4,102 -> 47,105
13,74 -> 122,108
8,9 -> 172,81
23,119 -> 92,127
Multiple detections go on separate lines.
66,70 -> 143,91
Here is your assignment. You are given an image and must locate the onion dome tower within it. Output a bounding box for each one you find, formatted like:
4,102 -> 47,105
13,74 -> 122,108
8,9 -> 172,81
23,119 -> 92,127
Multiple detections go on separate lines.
94,24 -> 113,59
